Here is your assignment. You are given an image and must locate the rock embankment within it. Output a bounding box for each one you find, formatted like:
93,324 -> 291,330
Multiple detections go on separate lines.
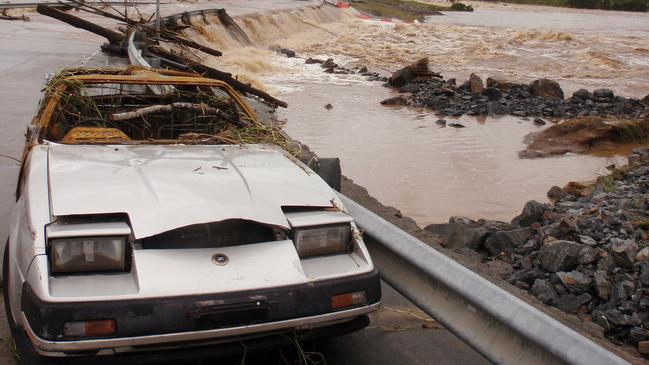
383,59 -> 649,120
426,147 -> 649,356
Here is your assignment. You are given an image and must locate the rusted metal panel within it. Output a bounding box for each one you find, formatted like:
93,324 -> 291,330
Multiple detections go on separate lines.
34,69 -> 258,134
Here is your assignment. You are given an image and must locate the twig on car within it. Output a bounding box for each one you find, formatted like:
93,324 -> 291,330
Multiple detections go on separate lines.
108,102 -> 249,128
0,154 -> 21,164
0,9 -> 30,21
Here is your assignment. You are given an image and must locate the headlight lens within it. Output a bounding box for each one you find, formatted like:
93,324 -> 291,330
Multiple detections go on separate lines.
50,237 -> 127,274
293,224 -> 352,259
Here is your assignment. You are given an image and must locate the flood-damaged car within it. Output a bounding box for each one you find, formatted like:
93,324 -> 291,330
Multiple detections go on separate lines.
3,68 -> 380,363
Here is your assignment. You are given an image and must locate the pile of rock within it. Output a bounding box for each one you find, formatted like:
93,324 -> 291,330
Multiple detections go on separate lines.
384,60 -> 649,120
304,56 -> 387,82
274,48 -> 388,81
426,147 -> 649,355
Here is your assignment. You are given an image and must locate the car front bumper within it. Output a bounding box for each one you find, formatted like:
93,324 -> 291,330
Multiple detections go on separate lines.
20,269 -> 381,356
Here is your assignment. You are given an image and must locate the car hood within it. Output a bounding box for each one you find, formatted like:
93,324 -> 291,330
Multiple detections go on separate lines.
47,144 -> 335,238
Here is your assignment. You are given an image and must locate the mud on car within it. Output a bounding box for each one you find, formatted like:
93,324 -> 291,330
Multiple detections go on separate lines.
3,68 -> 381,364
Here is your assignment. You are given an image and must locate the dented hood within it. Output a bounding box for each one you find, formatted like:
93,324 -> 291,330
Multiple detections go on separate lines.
47,144 -> 335,238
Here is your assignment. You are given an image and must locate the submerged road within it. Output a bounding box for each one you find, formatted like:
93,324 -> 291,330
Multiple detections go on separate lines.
0,2 -> 488,364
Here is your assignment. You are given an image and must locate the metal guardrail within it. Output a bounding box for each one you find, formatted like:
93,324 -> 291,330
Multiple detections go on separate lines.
338,193 -> 630,365
0,1 -> 163,9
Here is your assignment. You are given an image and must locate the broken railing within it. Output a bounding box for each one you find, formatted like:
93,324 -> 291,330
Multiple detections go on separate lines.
337,193 -> 630,365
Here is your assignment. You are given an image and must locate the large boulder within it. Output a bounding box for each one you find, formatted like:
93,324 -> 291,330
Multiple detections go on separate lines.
554,293 -> 591,314
608,238 -> 638,268
484,227 -> 533,256
556,271 -> 592,293
388,58 -> 432,88
531,278 -> 558,304
389,69 -> 412,88
538,240 -> 584,272
609,279 -> 635,306
547,185 -> 570,202
276,48 -> 296,58
602,308 -> 634,327
321,58 -> 337,69
469,73 -> 484,93
631,328 -> 649,342
577,246 -> 599,265
486,77 -> 525,91
563,181 -> 594,198
424,222 -> 489,250
511,200 -> 546,227
380,96 -> 409,106
572,89 -> 593,101
481,87 -> 502,101
642,93 -> 649,106
399,84 -> 422,93
593,88 -> 614,100
529,78 -> 564,100
593,270 -> 611,299
636,246 -> 649,261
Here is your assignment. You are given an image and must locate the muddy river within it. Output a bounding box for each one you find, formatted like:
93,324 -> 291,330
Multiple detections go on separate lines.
186,4 -> 649,225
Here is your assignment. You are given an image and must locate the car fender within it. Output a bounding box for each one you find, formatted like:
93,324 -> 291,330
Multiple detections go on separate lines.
7,146 -> 51,327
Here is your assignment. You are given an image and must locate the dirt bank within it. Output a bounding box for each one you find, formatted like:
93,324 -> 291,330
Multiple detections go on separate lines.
348,0 -> 473,21
520,116 -> 649,158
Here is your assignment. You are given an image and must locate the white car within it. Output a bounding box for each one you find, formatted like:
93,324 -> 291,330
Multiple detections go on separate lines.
3,69 -> 381,364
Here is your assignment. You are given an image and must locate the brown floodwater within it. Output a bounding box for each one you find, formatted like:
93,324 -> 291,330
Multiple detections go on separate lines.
277,82 -> 624,225
183,4 -> 648,226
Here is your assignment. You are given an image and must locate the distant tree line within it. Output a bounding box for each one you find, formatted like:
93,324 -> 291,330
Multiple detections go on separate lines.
566,0 -> 648,11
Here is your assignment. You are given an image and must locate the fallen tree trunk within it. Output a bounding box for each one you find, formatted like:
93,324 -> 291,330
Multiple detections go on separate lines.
411,70 -> 443,78
109,102 -> 248,127
163,35 -> 223,57
215,9 -> 251,46
37,5 -> 124,44
148,46 -> 288,108
59,1 -> 222,57
61,0 -> 131,23
0,9 -> 30,21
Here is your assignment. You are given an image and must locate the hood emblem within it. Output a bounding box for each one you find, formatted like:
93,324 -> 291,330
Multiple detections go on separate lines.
211,253 -> 229,266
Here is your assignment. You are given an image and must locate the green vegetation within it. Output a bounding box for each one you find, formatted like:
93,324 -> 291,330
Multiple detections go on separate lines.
476,0 -> 648,12
595,175 -> 615,192
350,0 -> 473,22
613,119 -> 649,142
632,216 -> 649,229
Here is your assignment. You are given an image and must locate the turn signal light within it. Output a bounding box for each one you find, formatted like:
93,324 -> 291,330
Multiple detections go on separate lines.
64,319 -> 116,337
331,290 -> 367,310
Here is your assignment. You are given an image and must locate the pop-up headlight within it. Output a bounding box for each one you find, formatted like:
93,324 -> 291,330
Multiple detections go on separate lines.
285,210 -> 355,259
50,237 -> 126,274
294,224 -> 352,259
46,221 -> 132,274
